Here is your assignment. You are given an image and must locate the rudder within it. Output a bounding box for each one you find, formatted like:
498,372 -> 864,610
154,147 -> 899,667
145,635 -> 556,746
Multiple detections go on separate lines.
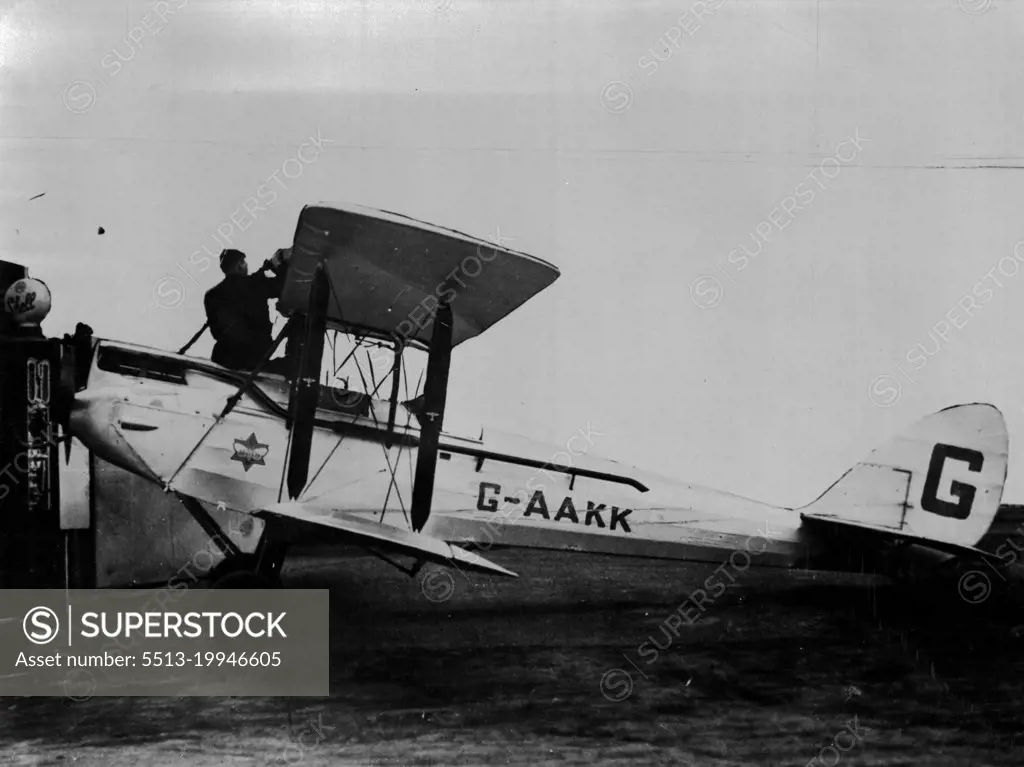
801,404 -> 1008,549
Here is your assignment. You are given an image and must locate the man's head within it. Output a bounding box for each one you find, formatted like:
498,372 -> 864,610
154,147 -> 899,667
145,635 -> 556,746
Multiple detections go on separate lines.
219,249 -> 248,276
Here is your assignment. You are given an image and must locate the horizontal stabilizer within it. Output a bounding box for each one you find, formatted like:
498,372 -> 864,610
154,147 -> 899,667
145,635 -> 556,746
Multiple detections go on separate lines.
256,502 -> 517,578
800,512 -> 1003,568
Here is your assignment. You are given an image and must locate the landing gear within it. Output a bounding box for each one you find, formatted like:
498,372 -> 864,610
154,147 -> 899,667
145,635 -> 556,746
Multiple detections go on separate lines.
173,493 -> 289,589
210,533 -> 289,589
210,557 -> 278,589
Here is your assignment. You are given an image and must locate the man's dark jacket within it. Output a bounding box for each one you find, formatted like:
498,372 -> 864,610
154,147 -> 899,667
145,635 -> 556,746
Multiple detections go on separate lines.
203,265 -> 287,371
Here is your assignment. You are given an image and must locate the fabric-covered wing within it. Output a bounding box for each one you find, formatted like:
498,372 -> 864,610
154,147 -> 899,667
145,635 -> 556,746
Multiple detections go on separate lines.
277,203 -> 560,349
255,501 -> 517,577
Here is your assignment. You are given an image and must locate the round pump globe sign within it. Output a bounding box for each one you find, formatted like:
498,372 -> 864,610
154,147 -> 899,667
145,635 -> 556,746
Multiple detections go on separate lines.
4,277 -> 52,326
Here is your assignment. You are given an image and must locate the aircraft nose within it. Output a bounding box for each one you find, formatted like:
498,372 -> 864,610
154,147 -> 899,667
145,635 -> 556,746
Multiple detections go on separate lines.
68,389 -> 118,449
66,388 -> 159,481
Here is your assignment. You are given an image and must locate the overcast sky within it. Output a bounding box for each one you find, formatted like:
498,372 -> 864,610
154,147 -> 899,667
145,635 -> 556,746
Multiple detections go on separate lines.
3,0 -> 1024,505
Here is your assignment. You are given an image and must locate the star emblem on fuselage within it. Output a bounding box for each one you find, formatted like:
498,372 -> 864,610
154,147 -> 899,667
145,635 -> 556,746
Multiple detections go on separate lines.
231,432 -> 269,472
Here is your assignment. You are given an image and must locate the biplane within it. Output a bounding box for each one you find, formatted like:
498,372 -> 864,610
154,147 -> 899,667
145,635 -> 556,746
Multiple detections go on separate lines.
61,203 -> 1010,588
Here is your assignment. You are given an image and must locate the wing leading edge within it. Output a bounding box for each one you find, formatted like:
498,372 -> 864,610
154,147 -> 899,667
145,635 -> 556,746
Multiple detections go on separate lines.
256,501 -> 517,578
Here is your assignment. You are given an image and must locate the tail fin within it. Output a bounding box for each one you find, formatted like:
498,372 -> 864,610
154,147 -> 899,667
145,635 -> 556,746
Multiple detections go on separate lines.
802,403 -> 1008,549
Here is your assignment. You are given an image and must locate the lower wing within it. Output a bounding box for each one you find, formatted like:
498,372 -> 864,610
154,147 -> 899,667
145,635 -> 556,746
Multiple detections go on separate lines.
256,501 -> 517,578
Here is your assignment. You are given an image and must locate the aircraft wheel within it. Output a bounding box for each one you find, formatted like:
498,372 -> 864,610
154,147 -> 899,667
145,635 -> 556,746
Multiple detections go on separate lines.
209,555 -> 281,589
212,569 -> 278,589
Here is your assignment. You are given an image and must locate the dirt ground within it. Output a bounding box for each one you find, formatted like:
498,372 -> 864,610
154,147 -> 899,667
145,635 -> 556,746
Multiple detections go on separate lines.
3,512 -> 1024,767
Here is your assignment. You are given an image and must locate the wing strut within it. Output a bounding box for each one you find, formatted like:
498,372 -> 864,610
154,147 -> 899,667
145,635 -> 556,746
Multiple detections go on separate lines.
410,302 -> 453,532
385,342 -> 403,447
285,261 -> 329,500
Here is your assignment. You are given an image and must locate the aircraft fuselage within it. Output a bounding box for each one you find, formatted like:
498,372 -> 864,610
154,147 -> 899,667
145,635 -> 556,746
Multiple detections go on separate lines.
69,340 -> 831,572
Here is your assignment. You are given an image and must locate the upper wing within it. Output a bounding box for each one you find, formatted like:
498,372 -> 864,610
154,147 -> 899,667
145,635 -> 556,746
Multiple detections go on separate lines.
256,501 -> 517,578
278,203 -> 560,349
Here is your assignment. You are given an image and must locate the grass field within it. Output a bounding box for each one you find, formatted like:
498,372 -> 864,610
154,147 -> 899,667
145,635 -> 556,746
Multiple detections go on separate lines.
3,509 -> 1024,766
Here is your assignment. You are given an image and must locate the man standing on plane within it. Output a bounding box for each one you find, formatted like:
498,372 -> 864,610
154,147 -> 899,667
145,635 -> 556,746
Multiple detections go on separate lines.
204,247 -> 291,374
